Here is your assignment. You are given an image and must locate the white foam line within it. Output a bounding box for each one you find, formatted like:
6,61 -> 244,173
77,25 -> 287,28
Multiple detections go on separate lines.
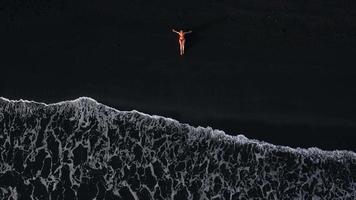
1,96 -> 356,159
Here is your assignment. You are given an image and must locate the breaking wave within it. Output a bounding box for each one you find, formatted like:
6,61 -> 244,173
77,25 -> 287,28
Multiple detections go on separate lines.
0,97 -> 355,199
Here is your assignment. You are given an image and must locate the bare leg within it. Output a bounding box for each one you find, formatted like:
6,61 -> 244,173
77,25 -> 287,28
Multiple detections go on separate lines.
179,40 -> 183,55
182,40 -> 185,55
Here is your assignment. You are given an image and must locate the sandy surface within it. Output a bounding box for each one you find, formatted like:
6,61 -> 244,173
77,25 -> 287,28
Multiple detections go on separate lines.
1,0 -> 356,150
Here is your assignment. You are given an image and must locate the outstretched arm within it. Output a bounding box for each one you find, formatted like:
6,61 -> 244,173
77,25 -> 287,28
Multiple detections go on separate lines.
184,30 -> 192,34
172,29 -> 179,34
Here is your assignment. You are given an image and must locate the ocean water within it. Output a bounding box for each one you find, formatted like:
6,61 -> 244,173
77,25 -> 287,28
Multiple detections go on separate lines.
0,97 -> 355,199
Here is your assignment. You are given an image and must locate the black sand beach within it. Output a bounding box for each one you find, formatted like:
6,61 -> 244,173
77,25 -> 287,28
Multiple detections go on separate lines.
1,0 -> 356,150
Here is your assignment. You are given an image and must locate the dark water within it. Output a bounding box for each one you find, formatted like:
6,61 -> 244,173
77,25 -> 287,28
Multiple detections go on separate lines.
0,98 -> 355,199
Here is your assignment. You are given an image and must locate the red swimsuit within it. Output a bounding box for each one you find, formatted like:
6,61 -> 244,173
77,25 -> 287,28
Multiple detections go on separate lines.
179,33 -> 185,42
